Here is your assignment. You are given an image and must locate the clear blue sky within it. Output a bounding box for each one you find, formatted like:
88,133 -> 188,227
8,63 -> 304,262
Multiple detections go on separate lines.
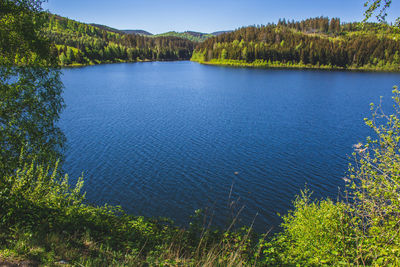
43,0 -> 400,34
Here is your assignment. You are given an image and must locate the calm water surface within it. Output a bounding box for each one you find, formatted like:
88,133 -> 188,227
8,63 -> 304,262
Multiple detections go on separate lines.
60,61 -> 400,232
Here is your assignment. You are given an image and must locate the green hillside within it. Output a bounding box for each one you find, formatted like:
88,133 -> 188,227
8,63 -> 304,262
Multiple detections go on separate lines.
46,15 -> 195,66
192,17 -> 400,71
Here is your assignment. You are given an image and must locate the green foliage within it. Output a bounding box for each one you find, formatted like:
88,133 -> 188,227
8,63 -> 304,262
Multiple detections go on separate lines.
45,15 -> 195,66
192,55 -> 345,70
0,0 -> 65,176
0,160 -> 175,264
346,86 -> 400,265
0,0 -> 53,66
364,0 -> 399,26
261,190 -> 356,266
0,160 -> 83,233
192,17 -> 400,71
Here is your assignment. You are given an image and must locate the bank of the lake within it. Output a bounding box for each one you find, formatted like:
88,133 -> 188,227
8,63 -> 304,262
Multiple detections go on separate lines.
63,57 -> 400,72
61,58 -> 188,68
190,57 -> 400,72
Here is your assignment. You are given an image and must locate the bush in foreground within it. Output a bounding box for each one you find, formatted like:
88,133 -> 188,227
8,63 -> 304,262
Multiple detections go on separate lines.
261,87 -> 400,266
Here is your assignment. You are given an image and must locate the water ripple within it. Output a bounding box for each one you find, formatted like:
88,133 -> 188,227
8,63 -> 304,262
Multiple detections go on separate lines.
60,61 -> 400,232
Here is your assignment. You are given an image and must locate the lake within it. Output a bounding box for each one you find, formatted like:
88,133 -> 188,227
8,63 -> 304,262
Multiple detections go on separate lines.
60,61 -> 400,232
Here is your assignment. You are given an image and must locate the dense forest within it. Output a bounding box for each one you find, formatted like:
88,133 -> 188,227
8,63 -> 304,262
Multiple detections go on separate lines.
46,15 -> 195,66
192,16 -> 400,71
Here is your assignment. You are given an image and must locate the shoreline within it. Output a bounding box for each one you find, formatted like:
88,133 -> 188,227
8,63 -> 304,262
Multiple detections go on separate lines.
190,59 -> 400,73
60,58 -> 190,68
61,58 -> 400,74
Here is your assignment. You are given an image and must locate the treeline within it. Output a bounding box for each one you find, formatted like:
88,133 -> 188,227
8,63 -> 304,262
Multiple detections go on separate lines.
192,17 -> 400,71
46,15 -> 195,66
276,16 -> 398,35
277,16 -> 341,34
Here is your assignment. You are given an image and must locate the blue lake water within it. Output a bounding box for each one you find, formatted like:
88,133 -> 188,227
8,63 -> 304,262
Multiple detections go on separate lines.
60,61 -> 400,232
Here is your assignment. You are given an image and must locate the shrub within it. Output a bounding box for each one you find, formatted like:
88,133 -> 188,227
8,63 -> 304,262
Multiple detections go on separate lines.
347,86 -> 400,265
261,189 -> 356,266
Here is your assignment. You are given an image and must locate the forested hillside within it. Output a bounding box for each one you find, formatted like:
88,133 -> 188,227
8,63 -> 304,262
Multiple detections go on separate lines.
46,15 -> 195,66
192,17 -> 400,71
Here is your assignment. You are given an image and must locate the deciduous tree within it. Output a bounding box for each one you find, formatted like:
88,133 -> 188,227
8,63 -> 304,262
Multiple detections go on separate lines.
0,0 -> 65,175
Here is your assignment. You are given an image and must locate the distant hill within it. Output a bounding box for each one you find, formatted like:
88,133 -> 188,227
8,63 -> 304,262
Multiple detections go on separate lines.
153,31 -> 214,42
87,26 -> 221,42
152,30 -> 234,42
49,13 -> 224,43
211,31 -> 233,36
89,23 -> 123,34
185,31 -> 209,37
88,25 -> 153,36
122,30 -> 153,36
